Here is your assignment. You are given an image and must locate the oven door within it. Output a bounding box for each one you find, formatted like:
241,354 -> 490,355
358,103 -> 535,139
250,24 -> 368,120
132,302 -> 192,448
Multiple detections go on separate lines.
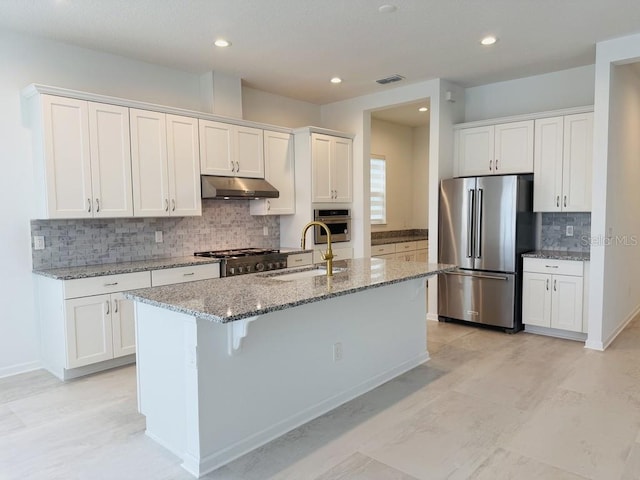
314,218 -> 350,244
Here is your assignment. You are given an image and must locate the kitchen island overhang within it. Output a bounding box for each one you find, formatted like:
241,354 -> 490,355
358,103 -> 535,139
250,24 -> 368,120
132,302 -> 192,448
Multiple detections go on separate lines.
126,258 -> 455,478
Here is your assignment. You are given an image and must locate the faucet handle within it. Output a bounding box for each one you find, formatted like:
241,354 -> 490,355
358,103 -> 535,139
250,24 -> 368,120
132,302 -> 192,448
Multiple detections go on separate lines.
321,251 -> 334,261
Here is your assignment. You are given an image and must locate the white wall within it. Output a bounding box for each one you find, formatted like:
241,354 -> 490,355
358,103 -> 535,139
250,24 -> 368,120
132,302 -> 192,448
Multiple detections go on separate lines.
242,86 -> 321,128
412,124 -> 430,230
464,65 -> 596,121
588,31 -> 640,349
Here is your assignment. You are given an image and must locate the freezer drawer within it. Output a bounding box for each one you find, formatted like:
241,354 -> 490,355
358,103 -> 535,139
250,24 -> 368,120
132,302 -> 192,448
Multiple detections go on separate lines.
438,270 -> 516,329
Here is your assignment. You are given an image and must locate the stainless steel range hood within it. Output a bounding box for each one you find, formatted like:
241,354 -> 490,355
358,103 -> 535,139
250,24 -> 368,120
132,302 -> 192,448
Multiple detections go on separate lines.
201,175 -> 279,199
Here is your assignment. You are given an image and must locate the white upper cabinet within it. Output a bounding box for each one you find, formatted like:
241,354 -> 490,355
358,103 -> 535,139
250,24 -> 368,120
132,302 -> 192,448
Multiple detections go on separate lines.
311,133 -> 352,203
250,130 -> 295,215
199,120 -> 264,178
33,95 -> 132,219
534,112 -> 593,212
131,109 -> 201,217
455,120 -> 534,177
166,114 -> 202,216
88,102 -> 133,217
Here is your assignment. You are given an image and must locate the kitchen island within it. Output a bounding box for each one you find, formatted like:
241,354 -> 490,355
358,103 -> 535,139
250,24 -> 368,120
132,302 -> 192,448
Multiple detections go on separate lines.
125,257 -> 455,477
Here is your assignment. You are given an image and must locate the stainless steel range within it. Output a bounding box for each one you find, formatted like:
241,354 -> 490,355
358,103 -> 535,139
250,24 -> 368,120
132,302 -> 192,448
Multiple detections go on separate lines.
194,248 -> 288,277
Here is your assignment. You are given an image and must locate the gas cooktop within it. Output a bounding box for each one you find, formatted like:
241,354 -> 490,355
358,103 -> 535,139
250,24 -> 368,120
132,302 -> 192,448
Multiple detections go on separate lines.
194,248 -> 280,259
194,248 -> 287,276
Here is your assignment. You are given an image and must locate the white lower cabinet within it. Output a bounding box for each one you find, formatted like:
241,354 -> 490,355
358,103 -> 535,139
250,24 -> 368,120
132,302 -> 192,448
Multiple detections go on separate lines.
35,263 -> 220,380
522,258 -> 586,334
371,239 -> 429,263
286,252 -> 313,268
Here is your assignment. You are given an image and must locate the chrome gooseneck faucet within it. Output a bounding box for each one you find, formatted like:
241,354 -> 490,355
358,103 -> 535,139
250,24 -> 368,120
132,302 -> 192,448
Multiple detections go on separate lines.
301,221 -> 334,276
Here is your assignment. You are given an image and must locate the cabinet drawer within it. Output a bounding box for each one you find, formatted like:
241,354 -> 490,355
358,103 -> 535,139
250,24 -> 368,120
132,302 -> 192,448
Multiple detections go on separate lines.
395,242 -> 417,252
151,263 -> 220,286
287,253 -> 313,268
64,272 -> 151,299
415,240 -> 429,250
371,244 -> 396,256
523,258 -> 583,276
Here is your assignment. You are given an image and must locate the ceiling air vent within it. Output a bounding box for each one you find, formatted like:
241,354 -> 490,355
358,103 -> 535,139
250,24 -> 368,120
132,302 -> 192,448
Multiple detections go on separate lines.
376,74 -> 405,85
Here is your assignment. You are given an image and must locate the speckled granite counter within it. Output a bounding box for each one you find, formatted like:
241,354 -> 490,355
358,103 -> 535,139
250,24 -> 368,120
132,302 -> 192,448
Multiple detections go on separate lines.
125,257 -> 455,323
522,250 -> 590,261
33,256 -> 222,280
371,235 -> 428,246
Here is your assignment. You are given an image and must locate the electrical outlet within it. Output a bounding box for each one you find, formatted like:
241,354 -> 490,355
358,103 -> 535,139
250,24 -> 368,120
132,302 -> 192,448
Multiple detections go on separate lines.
333,342 -> 343,362
33,236 -> 45,250
155,231 -> 163,243
566,225 -> 574,237
263,226 -> 269,236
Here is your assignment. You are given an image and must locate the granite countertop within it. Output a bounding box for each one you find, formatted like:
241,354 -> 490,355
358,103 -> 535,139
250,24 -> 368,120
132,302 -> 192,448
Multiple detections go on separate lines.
371,235 -> 428,246
124,257 -> 456,324
522,250 -> 591,261
32,256 -> 222,280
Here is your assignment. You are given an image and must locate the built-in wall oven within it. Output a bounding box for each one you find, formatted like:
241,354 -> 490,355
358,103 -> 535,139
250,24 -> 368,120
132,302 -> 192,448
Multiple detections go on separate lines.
314,209 -> 351,244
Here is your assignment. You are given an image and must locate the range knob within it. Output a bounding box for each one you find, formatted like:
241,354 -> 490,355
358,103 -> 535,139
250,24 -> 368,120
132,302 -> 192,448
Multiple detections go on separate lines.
267,263 -> 274,270
238,266 -> 244,274
246,265 -> 253,273
228,267 -> 235,275
255,263 -> 265,272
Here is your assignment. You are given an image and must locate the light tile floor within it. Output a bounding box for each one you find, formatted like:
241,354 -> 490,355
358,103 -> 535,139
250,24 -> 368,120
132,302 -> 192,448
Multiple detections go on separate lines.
2,319 -> 640,480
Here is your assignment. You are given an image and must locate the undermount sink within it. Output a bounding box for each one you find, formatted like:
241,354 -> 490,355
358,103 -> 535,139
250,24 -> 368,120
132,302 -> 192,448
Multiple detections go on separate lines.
266,266 -> 346,281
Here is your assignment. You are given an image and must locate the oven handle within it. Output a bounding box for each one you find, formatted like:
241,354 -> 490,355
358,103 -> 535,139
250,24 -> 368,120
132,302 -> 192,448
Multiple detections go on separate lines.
314,217 -> 351,222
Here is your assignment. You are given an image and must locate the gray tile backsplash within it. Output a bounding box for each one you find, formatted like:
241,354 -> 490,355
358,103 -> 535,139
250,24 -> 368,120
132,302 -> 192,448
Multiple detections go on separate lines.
31,200 -> 280,269
538,212 -> 591,252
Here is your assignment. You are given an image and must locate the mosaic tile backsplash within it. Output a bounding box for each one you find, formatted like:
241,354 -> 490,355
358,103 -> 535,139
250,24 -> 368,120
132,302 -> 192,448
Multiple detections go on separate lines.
538,212 -> 591,252
31,200 -> 279,270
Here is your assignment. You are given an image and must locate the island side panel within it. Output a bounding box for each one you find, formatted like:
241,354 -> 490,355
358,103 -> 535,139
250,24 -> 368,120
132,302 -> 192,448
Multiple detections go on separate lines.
194,277 -> 428,475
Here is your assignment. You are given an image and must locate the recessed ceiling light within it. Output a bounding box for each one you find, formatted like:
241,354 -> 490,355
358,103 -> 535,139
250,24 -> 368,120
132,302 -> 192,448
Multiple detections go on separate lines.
418,107 -> 428,112
378,4 -> 397,13
330,77 -> 342,84
214,39 -> 231,47
480,36 -> 498,46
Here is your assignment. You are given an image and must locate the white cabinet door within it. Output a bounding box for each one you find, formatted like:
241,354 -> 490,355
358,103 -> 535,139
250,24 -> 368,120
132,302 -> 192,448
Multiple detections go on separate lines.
199,119 -> 234,176
88,102 -> 133,218
130,109 -> 170,217
456,126 -> 494,177
311,133 -> 334,202
166,114 -> 201,216
551,274 -> 583,332
332,137 -> 353,202
236,126 -> 264,178
534,116 -> 564,212
41,95 -> 93,218
251,131 -> 294,215
522,272 -> 552,327
65,294 -> 113,368
415,249 -> 428,262
111,293 -> 136,358
562,113 -> 593,212
494,120 -> 534,174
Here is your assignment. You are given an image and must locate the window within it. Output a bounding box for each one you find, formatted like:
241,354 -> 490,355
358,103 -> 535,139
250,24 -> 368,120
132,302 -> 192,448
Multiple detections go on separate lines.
370,155 -> 386,224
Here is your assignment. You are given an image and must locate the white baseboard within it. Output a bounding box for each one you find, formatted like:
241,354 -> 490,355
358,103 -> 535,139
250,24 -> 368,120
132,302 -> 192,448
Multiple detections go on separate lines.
600,304 -> 640,350
524,325 -> 587,342
427,313 -> 439,322
61,354 -> 136,380
0,360 -> 42,379
190,352 -> 429,478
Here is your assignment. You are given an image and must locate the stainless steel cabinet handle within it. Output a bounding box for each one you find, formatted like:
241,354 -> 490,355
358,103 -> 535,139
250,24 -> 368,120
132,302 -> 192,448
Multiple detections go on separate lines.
87,198 -> 92,213
113,299 -> 118,314
104,282 -> 119,286
183,272 -> 195,276
475,188 -> 483,259
554,279 -> 557,291
544,265 -> 559,269
165,199 -> 169,212
564,195 -> 567,208
467,189 -> 475,258
235,161 -> 240,172
105,300 -> 110,315
171,199 -> 176,212
495,159 -> 499,170
95,198 -> 100,213
266,200 -> 271,211
446,271 -> 509,281
556,195 -> 560,208
546,279 -> 550,290
231,162 -> 235,173
489,160 -> 493,171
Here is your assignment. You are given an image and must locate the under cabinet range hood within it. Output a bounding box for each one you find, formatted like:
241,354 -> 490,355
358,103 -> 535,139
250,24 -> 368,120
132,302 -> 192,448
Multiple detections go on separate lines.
201,175 -> 279,199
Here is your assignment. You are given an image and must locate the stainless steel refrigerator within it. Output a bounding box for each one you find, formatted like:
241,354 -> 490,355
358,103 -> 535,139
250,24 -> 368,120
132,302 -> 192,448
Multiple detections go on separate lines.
438,174 -> 535,332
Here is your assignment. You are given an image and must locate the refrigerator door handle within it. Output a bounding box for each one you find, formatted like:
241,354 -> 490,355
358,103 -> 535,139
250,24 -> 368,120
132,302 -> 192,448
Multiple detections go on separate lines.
467,189 -> 475,258
445,271 -> 510,281
475,188 -> 483,259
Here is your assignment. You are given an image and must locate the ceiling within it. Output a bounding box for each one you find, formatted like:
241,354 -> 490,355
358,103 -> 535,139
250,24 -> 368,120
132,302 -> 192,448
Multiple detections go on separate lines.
1,0 -> 640,105
372,100 -> 431,127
